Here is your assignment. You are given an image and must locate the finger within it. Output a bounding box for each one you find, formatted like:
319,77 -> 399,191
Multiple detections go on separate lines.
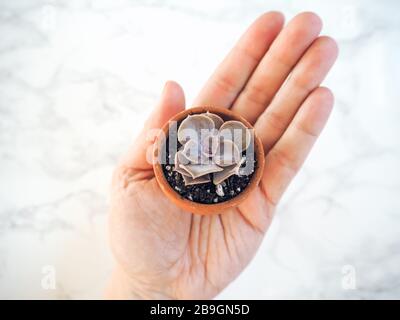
260,87 -> 334,206
255,36 -> 338,152
119,81 -> 185,171
193,11 -> 284,108
232,12 -> 322,123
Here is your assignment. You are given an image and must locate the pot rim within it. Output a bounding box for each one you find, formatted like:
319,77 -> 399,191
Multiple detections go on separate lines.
153,106 -> 265,215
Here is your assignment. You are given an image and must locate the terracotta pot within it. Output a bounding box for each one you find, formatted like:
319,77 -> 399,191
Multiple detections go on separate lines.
153,106 -> 265,215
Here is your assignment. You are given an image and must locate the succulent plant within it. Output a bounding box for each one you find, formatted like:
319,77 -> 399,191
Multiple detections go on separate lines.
173,112 -> 253,186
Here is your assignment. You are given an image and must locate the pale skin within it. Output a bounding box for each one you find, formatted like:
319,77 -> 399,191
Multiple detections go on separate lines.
105,12 -> 338,299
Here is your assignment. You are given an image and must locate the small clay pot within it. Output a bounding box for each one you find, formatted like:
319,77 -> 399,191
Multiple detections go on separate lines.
153,106 -> 265,215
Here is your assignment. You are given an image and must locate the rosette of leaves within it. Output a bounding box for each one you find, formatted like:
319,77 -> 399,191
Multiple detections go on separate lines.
174,112 -> 253,187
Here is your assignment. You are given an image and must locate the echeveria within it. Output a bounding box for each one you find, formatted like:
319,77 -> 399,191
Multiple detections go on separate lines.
174,112 -> 252,186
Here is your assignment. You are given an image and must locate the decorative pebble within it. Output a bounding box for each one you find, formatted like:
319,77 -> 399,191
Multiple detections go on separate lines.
216,184 -> 225,197
241,168 -> 254,176
213,198 -> 218,203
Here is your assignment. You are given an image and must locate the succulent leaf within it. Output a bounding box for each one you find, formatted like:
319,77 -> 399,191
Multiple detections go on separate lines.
181,139 -> 202,163
174,151 -> 191,176
214,139 -> 241,167
205,111 -> 224,129
213,157 -> 246,185
219,120 -> 251,152
183,174 -> 211,186
177,114 -> 214,144
180,163 -> 223,178
200,132 -> 219,157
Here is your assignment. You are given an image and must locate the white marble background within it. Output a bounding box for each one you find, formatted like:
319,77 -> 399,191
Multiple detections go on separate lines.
0,0 -> 399,299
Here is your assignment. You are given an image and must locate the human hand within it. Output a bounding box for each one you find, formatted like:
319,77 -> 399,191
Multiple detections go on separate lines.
106,11 -> 338,299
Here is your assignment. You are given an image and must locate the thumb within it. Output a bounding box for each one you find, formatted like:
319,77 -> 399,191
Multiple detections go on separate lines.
119,81 -> 185,171
148,80 -> 186,132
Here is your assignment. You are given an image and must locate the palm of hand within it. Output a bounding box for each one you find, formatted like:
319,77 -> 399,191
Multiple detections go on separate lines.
108,12 -> 338,299
110,168 -> 270,299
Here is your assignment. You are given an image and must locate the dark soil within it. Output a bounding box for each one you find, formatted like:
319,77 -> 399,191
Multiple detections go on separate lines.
162,138 -> 256,204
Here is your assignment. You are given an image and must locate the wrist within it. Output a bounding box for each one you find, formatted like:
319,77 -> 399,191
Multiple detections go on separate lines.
104,266 -> 173,300
104,267 -> 141,300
